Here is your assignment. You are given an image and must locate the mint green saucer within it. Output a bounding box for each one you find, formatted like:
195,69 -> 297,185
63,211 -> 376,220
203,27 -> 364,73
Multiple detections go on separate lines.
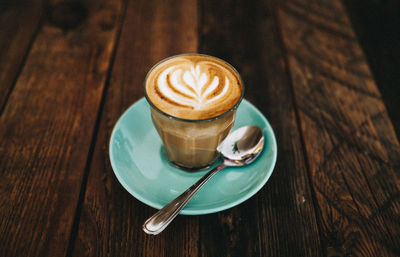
109,98 -> 277,215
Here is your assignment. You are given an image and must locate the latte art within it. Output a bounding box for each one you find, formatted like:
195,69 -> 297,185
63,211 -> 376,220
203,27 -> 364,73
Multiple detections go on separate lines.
146,55 -> 243,120
157,63 -> 229,109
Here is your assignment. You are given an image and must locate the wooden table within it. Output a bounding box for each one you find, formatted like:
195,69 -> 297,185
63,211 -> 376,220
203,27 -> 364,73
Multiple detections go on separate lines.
1,0 -> 399,256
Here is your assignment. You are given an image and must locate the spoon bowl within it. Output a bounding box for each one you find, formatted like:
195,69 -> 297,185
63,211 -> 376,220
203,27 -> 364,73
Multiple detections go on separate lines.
143,125 -> 264,235
218,126 -> 264,165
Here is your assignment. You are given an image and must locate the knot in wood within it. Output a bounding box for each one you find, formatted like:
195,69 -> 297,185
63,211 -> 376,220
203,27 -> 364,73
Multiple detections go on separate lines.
47,1 -> 88,31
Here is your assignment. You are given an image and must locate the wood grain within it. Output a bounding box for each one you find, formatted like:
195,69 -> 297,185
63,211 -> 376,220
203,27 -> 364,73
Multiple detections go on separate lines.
343,0 -> 400,139
276,0 -> 400,256
0,0 -> 43,112
0,0 -> 124,256
198,0 -> 322,256
71,0 -> 199,256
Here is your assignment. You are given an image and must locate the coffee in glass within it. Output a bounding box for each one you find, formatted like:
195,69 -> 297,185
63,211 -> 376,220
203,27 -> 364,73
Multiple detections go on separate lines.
144,54 -> 244,170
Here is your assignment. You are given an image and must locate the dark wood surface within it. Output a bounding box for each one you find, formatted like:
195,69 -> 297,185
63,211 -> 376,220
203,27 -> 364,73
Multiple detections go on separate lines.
0,0 -> 399,256
343,0 -> 400,140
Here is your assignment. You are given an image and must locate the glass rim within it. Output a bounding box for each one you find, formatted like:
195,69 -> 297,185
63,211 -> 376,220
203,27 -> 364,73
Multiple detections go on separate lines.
143,53 -> 245,123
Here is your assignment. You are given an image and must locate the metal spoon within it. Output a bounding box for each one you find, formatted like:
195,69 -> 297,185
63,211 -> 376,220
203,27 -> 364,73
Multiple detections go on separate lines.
143,126 -> 264,235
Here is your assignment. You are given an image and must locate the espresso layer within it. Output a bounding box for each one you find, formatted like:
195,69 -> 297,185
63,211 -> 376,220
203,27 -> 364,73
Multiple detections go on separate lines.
145,55 -> 243,120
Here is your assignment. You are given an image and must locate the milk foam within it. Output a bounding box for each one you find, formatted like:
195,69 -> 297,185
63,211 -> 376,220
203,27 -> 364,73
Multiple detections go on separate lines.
157,63 -> 229,109
146,55 -> 243,120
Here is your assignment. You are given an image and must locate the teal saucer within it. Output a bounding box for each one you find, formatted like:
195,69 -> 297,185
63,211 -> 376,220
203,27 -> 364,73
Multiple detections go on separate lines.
109,98 -> 277,215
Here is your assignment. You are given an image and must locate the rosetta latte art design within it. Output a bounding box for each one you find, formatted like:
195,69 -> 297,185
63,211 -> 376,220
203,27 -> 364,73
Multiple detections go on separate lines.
157,62 -> 229,110
146,55 -> 242,120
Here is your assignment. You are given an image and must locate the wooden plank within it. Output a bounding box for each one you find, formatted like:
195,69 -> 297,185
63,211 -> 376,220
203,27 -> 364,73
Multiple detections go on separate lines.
198,0 -> 323,256
0,0 -> 125,256
0,0 -> 43,112
343,0 -> 400,139
71,0 -> 198,256
276,0 -> 400,256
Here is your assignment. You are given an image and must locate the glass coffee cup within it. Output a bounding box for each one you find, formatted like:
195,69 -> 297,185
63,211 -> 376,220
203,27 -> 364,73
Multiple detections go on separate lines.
144,54 -> 244,170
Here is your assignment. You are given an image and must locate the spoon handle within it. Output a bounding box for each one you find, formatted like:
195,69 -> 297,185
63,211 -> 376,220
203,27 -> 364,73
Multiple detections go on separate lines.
143,163 -> 226,235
